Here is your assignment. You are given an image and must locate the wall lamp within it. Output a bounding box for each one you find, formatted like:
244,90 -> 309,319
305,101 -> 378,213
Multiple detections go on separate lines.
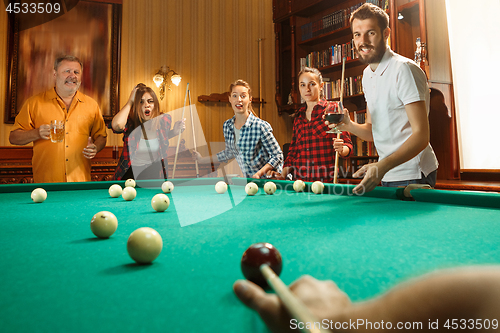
153,66 -> 182,100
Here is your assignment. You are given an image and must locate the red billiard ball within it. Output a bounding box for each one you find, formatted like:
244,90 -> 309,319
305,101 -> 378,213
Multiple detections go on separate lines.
240,242 -> 282,289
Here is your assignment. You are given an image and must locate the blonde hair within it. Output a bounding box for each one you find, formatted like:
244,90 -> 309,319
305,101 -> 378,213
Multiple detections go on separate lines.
229,79 -> 258,117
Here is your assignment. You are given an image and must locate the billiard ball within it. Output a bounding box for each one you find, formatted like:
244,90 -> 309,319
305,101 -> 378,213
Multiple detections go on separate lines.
127,227 -> 163,264
311,181 -> 324,194
122,187 -> 137,201
263,181 -> 277,195
108,184 -> 123,198
31,188 -> 47,203
125,179 -> 136,188
151,193 -> 170,212
161,181 -> 174,193
293,179 -> 305,192
215,181 -> 228,194
245,182 -> 259,196
241,242 -> 282,289
90,211 -> 118,238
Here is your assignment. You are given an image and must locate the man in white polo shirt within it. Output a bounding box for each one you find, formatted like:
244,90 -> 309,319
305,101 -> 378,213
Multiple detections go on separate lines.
329,3 -> 438,194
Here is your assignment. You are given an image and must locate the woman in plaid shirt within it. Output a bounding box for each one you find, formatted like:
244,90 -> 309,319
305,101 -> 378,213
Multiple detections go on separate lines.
109,84 -> 185,180
194,80 -> 283,178
275,67 -> 353,182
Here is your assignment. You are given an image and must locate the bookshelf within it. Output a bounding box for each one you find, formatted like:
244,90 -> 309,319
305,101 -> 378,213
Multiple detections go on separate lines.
273,0 -> 390,178
274,0 -> 463,181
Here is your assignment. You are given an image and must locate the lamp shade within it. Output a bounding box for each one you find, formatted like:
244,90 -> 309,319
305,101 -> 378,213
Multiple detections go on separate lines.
171,74 -> 181,86
153,73 -> 164,87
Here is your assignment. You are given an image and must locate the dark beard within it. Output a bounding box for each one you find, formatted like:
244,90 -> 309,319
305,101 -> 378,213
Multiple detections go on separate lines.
356,42 -> 386,65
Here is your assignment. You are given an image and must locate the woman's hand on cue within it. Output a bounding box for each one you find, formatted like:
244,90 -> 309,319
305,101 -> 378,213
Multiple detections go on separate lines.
173,118 -> 186,136
192,150 -> 202,162
333,138 -> 345,155
233,276 -> 351,333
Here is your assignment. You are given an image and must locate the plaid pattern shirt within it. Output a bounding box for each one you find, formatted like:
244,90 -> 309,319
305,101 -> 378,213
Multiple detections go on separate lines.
109,114 -> 172,180
216,113 -> 283,178
283,99 -> 353,183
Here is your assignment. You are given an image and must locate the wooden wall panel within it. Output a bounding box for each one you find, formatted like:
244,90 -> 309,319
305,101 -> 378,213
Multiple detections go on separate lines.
0,7 -> 10,146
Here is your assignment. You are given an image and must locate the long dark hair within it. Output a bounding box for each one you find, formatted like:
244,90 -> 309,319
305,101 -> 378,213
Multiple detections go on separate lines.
130,83 -> 161,129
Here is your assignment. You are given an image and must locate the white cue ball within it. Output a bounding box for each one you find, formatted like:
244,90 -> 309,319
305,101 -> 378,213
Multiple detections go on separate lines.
122,187 -> 137,201
125,179 -> 136,188
245,182 -> 259,196
90,211 -> 118,238
108,184 -> 123,198
161,181 -> 174,193
215,181 -> 228,194
31,188 -> 47,203
127,227 -> 163,264
311,181 -> 325,194
293,180 -> 306,192
263,181 -> 277,195
151,193 -> 170,212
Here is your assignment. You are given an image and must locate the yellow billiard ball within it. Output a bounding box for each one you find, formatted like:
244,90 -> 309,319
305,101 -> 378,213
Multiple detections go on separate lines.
127,227 -> 163,264
311,181 -> 324,194
215,181 -> 228,194
264,181 -> 277,195
31,188 -> 47,203
109,184 -> 123,198
161,181 -> 174,193
151,193 -> 170,212
245,182 -> 258,196
90,211 -> 118,238
293,180 -> 305,192
122,187 -> 137,201
125,179 -> 136,188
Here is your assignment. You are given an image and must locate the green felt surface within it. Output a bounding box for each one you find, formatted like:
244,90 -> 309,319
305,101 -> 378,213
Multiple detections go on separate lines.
0,179 -> 499,333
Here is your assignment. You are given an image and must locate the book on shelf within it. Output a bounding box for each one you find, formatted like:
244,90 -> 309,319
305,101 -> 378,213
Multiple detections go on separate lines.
349,111 -> 378,158
321,75 -> 363,100
351,137 -> 377,157
300,0 -> 385,42
299,40 -> 357,69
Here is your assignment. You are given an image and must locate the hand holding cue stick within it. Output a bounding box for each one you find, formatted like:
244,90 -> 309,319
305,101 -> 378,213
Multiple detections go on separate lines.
260,265 -> 330,333
333,57 -> 346,184
172,82 -> 190,179
187,89 -> 199,177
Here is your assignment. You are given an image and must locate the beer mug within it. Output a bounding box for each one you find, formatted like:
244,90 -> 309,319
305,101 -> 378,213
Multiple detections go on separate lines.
50,120 -> 65,143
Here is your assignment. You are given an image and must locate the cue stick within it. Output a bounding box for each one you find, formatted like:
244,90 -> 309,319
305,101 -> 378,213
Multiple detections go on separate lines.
333,57 -> 346,184
218,160 -> 235,207
140,123 -> 167,180
187,89 -> 200,177
172,82 -> 190,179
258,38 -> 263,118
260,265 -> 331,333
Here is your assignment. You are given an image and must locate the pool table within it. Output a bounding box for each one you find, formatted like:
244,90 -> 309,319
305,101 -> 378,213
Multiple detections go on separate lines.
0,178 -> 499,333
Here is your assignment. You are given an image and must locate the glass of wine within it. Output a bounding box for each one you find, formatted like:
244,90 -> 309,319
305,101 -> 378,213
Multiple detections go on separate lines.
325,101 -> 344,134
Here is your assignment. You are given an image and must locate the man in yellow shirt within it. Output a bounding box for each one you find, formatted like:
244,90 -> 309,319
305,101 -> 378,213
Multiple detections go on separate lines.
9,55 -> 107,183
